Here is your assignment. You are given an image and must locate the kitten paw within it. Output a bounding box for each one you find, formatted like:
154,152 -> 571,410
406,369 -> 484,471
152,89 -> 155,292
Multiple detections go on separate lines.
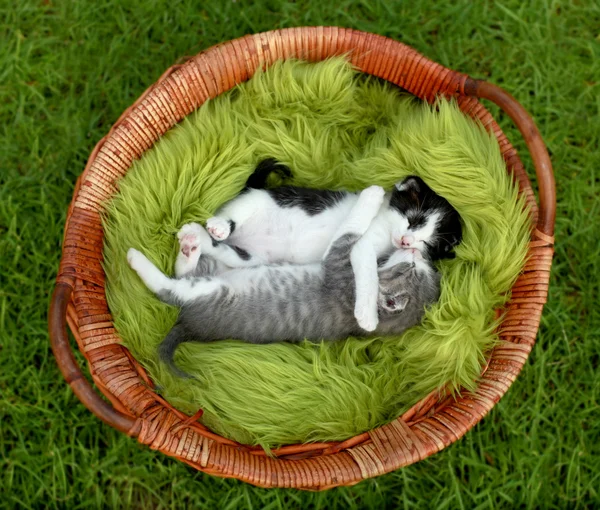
206,216 -> 231,241
355,305 -> 379,332
177,222 -> 204,238
179,233 -> 201,258
360,185 -> 385,207
127,248 -> 147,271
361,185 -> 385,202
175,224 -> 213,277
177,223 -> 212,254
179,234 -> 200,258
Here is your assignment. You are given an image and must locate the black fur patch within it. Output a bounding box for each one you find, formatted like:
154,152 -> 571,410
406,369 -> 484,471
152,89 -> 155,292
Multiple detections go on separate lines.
230,245 -> 251,261
266,186 -> 346,216
407,214 -> 426,229
245,158 -> 292,189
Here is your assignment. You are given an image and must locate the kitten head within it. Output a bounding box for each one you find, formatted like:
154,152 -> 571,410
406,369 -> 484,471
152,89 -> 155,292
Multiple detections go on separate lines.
377,248 -> 439,314
376,249 -> 418,313
380,292 -> 410,313
378,266 -> 413,313
389,176 -> 463,261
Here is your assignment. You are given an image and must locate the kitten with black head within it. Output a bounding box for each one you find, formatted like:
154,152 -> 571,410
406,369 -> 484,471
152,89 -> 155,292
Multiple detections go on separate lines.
127,186 -> 441,377
187,159 -> 461,330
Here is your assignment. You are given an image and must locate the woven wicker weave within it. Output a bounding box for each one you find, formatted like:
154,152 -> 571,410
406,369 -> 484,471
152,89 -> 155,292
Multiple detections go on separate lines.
49,27 -> 555,490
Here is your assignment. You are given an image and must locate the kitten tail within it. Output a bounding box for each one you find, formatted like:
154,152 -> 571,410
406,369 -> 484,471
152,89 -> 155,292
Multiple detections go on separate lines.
158,323 -> 194,379
245,158 -> 291,189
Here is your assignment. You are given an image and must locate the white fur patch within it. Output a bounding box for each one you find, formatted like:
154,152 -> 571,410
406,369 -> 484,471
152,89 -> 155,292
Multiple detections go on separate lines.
412,212 -> 440,245
381,248 -> 415,269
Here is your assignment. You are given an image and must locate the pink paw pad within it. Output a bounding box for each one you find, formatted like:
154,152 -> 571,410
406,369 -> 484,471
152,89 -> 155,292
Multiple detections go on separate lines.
179,234 -> 200,258
206,217 -> 231,241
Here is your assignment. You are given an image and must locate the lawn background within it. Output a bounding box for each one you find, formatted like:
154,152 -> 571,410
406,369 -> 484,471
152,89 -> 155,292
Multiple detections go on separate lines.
1,1 -> 599,508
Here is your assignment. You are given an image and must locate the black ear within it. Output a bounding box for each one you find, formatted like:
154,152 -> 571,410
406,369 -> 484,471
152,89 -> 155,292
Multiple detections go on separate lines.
428,242 -> 456,261
395,176 -> 421,193
451,234 -> 462,247
439,243 -> 456,259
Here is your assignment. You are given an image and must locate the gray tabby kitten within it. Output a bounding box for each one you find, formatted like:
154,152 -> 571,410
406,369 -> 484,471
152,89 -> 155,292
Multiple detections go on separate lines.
127,186 -> 440,376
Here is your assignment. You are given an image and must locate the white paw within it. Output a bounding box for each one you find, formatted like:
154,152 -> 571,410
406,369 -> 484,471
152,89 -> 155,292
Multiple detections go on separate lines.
127,248 -> 143,268
177,222 -> 204,240
361,185 -> 385,205
355,305 -> 379,332
177,223 -> 212,259
411,247 -> 423,260
206,216 -> 231,241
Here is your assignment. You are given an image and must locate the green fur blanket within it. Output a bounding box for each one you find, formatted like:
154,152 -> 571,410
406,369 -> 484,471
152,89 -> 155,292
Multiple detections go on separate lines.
102,57 -> 531,449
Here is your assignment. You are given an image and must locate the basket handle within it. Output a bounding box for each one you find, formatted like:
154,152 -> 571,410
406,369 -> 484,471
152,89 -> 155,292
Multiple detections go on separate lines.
48,282 -> 139,436
464,78 -> 556,237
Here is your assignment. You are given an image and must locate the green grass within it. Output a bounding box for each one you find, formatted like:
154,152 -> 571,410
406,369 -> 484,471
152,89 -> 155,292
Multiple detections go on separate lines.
1,0 -> 598,508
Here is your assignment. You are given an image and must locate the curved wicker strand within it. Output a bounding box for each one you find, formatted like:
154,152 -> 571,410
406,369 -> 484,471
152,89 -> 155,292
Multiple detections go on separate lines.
49,283 -> 140,437
465,79 -> 556,236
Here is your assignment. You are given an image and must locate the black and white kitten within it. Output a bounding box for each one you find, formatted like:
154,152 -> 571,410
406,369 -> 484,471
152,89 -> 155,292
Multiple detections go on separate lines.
188,159 -> 461,331
127,186 -> 441,376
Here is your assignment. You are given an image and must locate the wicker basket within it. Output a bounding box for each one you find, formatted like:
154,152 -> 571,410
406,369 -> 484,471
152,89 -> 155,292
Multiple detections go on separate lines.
49,27 -> 555,490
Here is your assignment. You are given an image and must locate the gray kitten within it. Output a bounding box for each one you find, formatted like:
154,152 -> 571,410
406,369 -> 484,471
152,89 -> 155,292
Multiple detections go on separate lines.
127,186 -> 441,376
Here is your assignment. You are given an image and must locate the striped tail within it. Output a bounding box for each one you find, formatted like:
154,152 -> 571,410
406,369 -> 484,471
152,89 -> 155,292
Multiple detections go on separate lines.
157,323 -> 194,378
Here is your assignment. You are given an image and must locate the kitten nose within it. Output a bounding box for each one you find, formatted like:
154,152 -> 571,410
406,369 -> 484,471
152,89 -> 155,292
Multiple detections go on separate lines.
401,235 -> 414,247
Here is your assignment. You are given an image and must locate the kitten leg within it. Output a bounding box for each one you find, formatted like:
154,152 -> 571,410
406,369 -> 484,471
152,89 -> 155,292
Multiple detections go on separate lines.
128,248 -> 224,306
327,185 -> 384,332
175,223 -> 208,277
175,223 -> 230,278
176,222 -> 264,272
323,185 -> 385,258
319,185 -> 384,331
127,248 -> 172,294
351,240 -> 380,331
206,190 -> 266,241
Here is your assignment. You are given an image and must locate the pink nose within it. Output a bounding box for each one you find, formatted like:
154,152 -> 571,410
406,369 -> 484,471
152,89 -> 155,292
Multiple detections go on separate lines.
401,235 -> 414,247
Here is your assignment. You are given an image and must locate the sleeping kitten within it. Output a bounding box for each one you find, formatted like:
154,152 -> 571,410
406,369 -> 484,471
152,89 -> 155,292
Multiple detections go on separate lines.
202,159 -> 461,266
184,159 -> 461,331
127,186 -> 441,377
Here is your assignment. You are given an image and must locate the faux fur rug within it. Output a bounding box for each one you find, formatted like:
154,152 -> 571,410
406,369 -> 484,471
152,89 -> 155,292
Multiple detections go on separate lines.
102,57 -> 531,449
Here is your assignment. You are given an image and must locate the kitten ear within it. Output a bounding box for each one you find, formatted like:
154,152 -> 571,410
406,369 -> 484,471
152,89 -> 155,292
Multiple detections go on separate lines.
396,295 -> 409,310
395,176 -> 421,193
383,294 -> 409,312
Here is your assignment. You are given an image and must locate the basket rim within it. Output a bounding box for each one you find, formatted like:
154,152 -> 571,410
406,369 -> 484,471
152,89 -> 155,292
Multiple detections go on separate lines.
49,26 -> 555,490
